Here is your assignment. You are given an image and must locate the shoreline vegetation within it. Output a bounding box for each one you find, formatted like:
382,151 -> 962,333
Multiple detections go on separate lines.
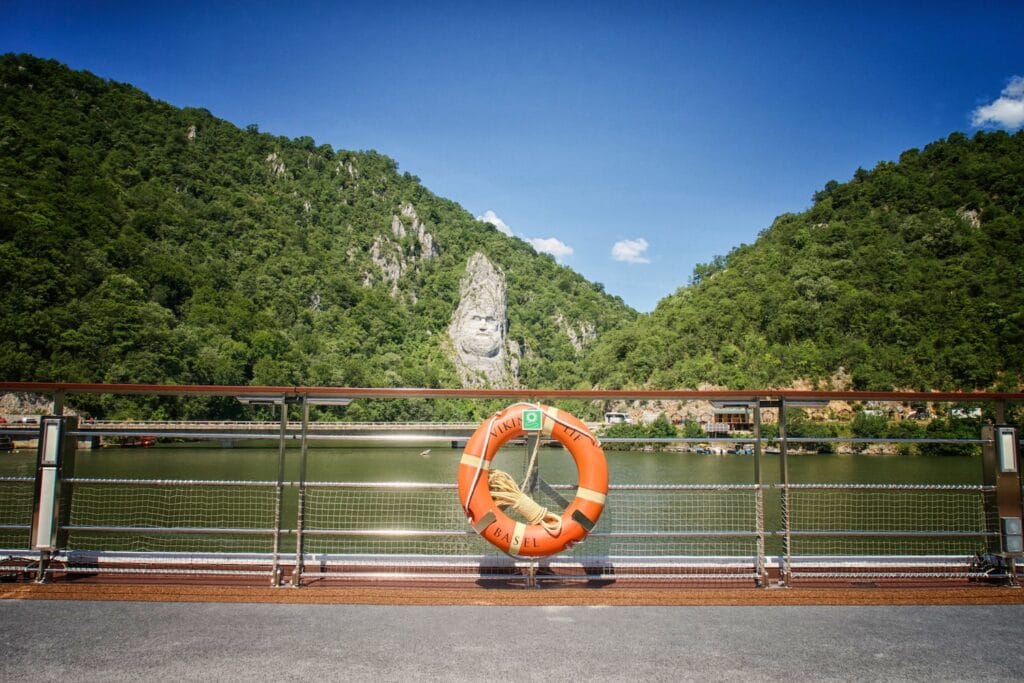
598,410 -> 984,457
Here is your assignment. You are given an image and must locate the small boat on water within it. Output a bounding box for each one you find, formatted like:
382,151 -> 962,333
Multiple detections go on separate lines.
111,435 -> 157,448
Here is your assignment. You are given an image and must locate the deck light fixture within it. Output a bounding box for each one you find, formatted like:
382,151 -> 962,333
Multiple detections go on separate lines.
998,427 -> 1018,473
31,416 -> 77,551
303,397 -> 353,407
710,399 -> 830,409
1002,517 -> 1023,554
235,396 -> 352,407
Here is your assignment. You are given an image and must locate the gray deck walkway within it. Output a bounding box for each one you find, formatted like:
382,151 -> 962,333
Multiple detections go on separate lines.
3,600 -> 1023,680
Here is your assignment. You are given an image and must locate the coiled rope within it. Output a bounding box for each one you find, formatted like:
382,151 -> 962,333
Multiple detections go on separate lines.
487,469 -> 562,536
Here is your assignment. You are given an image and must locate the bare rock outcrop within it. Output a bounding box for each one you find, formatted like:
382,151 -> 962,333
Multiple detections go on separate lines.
554,312 -> 596,353
958,207 -> 981,229
448,252 -> 520,387
396,202 -> 438,259
0,392 -> 61,416
336,159 -> 359,178
391,214 -> 406,239
363,202 -> 439,299
266,152 -> 286,176
368,236 -> 406,297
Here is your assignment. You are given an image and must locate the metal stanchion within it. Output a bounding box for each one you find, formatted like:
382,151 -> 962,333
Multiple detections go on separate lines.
270,399 -> 288,587
753,399 -> 768,587
981,423 -> 1022,585
29,416 -> 78,582
291,397 -> 311,587
778,398 -> 791,586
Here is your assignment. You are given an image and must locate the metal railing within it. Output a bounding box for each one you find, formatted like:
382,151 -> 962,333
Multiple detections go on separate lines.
0,382 -> 1021,587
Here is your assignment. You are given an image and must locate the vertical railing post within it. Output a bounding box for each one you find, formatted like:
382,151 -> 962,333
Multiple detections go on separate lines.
753,398 -> 767,587
291,396 -> 311,587
30,416 -> 78,582
270,398 -> 288,587
994,401 -> 1007,425
52,390 -> 65,416
523,427 -> 541,588
36,394 -> 61,580
778,398 -> 791,586
981,423 -> 1022,584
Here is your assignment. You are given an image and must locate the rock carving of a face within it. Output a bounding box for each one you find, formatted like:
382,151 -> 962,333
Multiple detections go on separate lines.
448,253 -> 520,387
459,307 -> 503,358
449,253 -> 508,360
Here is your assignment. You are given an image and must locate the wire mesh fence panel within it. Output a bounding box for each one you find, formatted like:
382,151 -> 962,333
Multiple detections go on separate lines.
787,485 -> 993,556
64,532 -> 275,554
566,485 -> 759,557
0,478 -> 34,549
305,485 -> 462,532
788,536 -> 990,557
303,485 -> 491,556
64,480 -> 277,553
301,483 -> 760,559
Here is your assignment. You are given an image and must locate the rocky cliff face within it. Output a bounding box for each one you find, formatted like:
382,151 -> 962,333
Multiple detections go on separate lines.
554,312 -> 596,353
447,252 -> 520,387
265,152 -> 287,176
363,202 -> 438,300
0,392 -> 60,416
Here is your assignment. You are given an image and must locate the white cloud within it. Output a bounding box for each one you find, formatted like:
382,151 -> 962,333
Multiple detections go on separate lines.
476,210 -> 513,236
476,209 -> 573,261
527,237 -> 574,261
611,238 -> 651,264
971,76 -> 1024,130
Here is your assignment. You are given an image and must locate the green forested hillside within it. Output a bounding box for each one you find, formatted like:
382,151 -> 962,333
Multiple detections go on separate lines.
0,55 -> 635,417
585,130 -> 1024,392
4,55 -> 1022,419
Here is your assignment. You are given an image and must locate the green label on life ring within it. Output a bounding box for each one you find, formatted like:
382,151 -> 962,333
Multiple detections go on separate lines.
522,409 -> 543,431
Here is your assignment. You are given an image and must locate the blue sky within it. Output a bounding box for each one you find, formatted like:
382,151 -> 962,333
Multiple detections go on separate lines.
4,2 -> 1023,312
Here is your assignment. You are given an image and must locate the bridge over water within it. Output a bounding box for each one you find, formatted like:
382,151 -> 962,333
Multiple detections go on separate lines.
82,420 -> 494,438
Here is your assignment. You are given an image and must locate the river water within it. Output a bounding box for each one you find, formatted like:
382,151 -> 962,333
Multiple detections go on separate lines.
0,442 -> 983,485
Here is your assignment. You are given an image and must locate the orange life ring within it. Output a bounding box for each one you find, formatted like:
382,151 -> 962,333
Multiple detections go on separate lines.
457,403 -> 608,557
